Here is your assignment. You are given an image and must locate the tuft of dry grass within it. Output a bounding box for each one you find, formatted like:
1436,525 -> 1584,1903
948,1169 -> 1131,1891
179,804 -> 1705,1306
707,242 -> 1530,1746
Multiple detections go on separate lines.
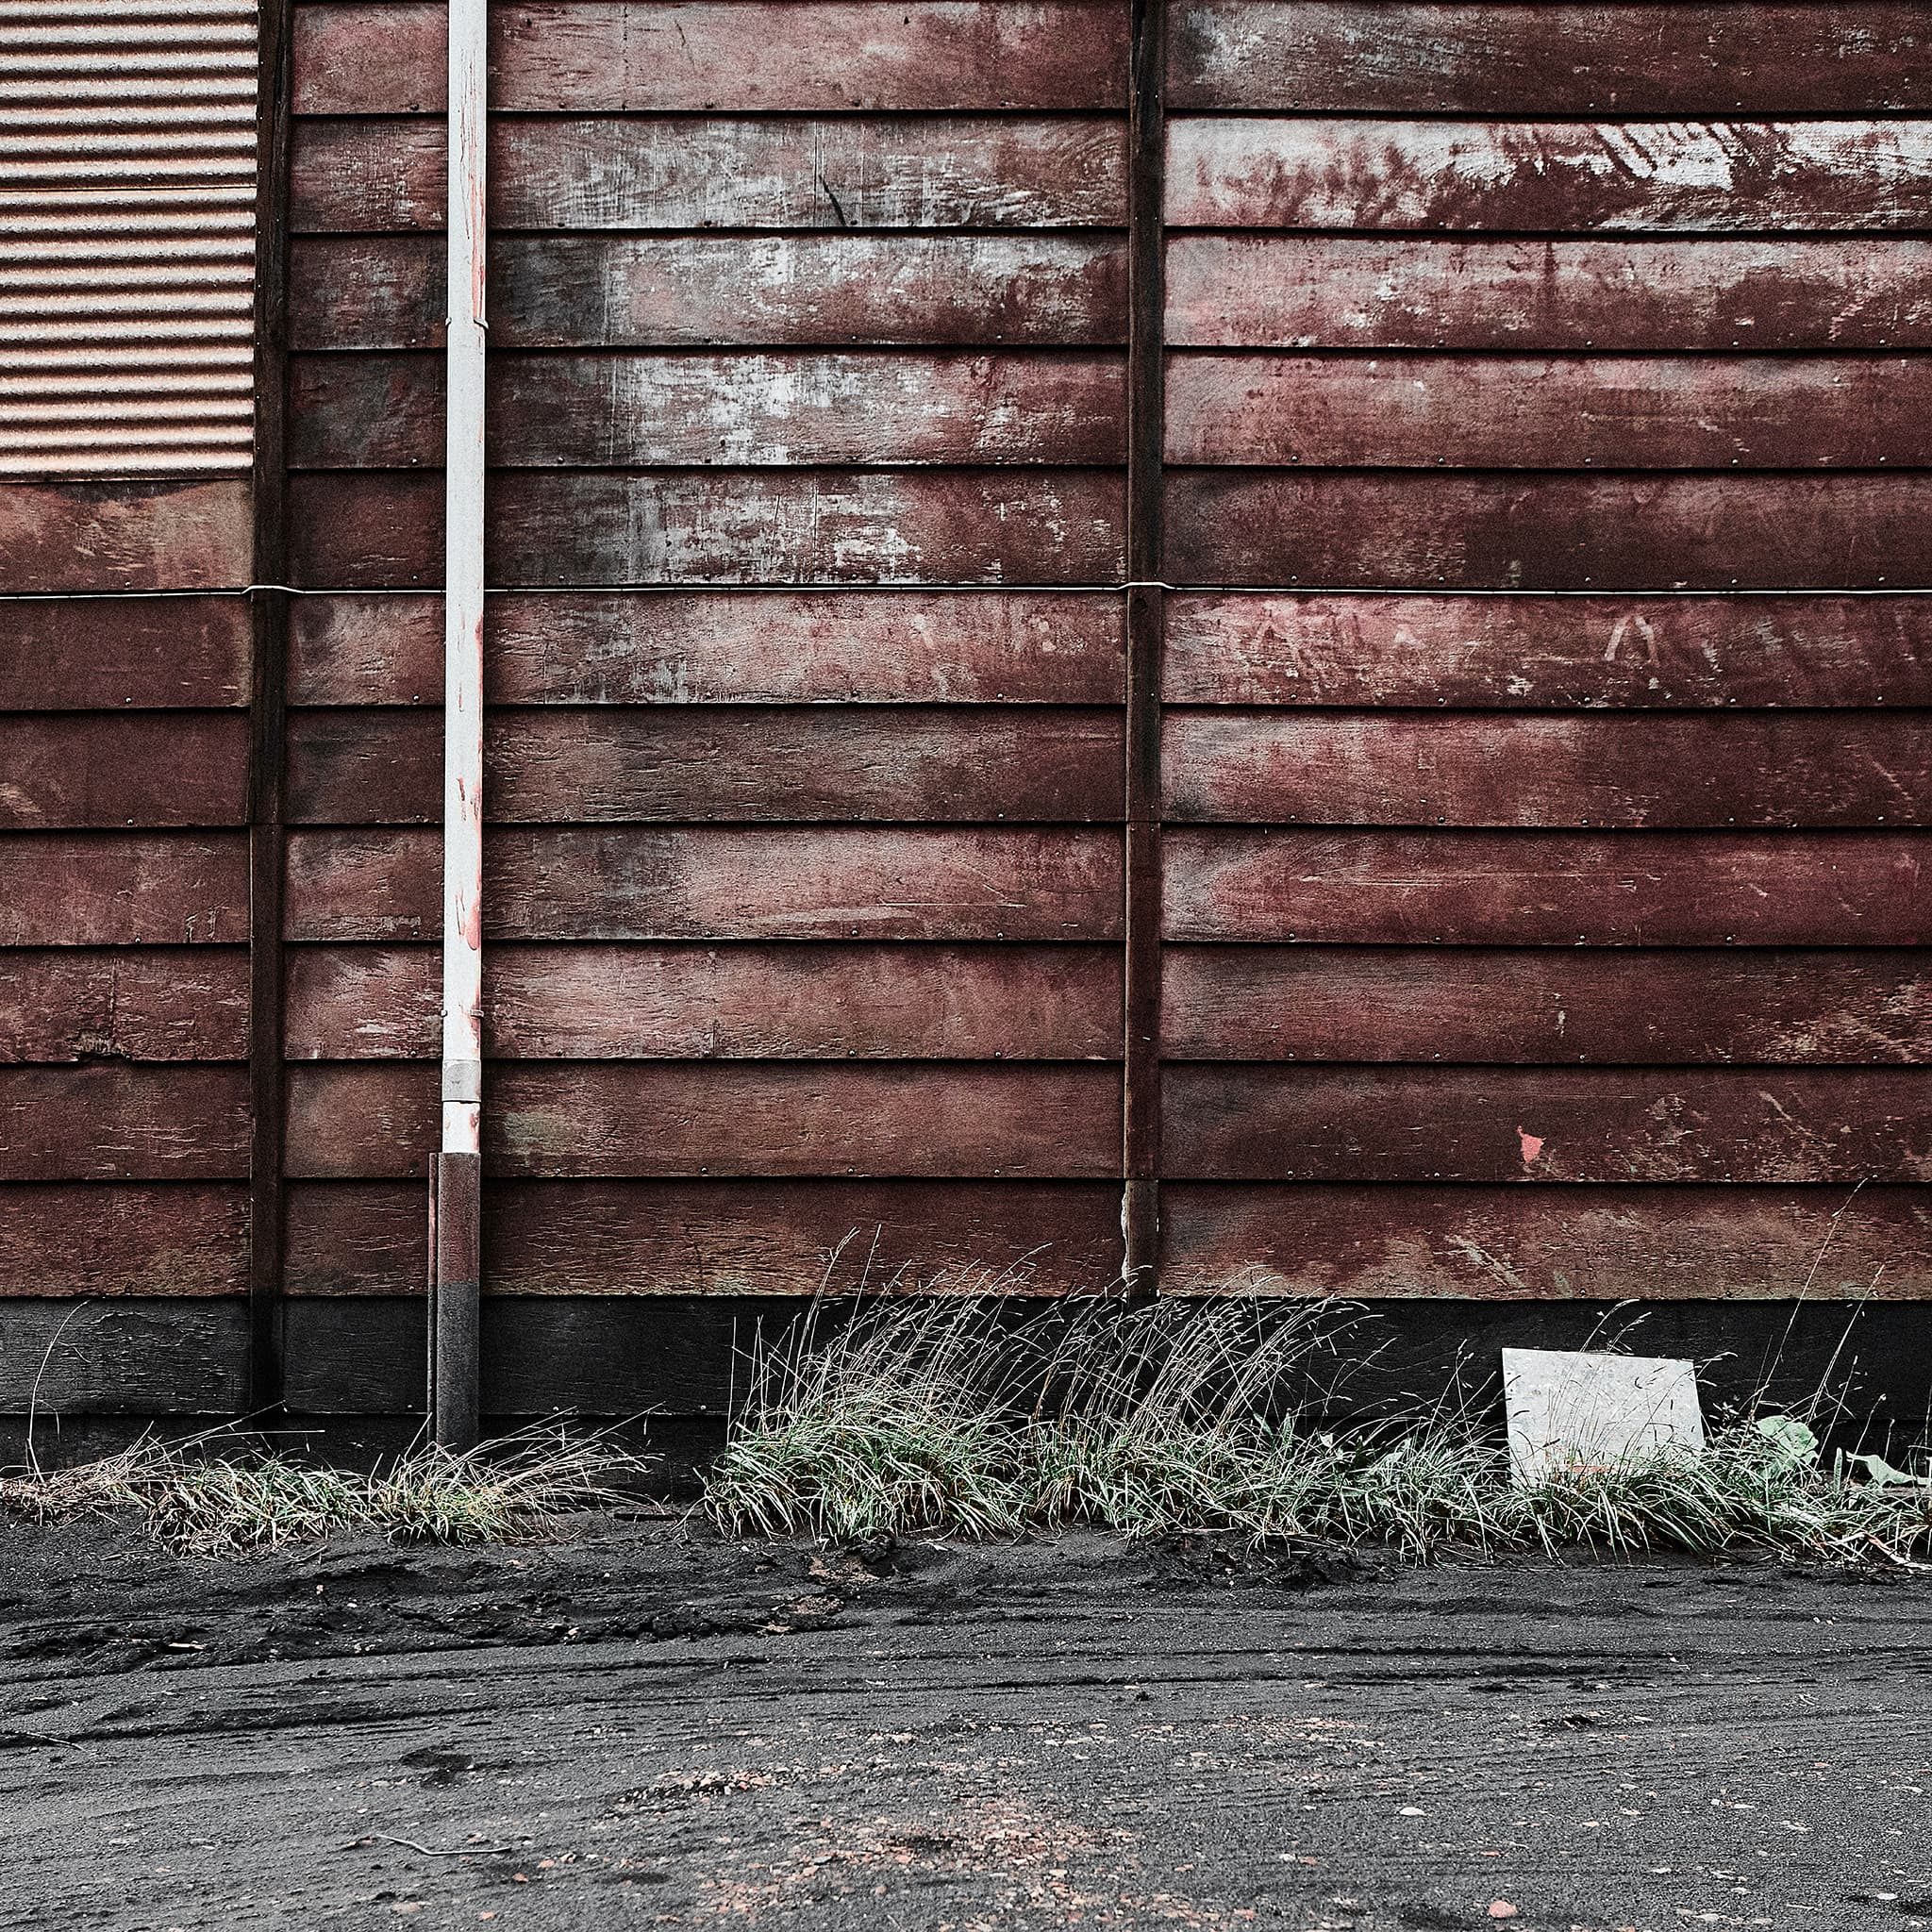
0,1423 -> 648,1555
703,1293 -> 1932,1565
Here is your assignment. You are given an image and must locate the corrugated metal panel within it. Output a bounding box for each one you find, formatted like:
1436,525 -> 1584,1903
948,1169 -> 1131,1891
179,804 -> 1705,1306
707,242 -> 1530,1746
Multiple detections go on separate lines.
0,0 -> 255,477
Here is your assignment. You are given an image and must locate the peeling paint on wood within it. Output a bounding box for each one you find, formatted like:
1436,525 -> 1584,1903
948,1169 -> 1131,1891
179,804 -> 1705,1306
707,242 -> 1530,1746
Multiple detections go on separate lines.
1164,830 -> 1929,946
1163,711 -> 1932,827
1170,4 -> 1932,115
1162,594 -> 1932,708
293,2 -> 1130,114
289,591 -> 1124,707
1167,236 -> 1932,351
291,115 -> 1127,233
1169,118 -> 1932,233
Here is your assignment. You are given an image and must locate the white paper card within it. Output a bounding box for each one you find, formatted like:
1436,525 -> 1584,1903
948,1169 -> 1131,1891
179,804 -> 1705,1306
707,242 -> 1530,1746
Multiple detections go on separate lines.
1502,1348 -> 1706,1482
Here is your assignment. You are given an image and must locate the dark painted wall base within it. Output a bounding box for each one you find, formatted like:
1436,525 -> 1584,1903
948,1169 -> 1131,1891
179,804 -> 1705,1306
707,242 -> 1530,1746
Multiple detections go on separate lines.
3,1297 -> 1928,1446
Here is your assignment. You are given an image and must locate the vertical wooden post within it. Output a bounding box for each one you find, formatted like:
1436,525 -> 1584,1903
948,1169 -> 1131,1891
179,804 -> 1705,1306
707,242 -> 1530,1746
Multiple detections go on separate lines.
1121,0 -> 1166,1296
435,0 -> 488,1447
246,0 -> 294,1418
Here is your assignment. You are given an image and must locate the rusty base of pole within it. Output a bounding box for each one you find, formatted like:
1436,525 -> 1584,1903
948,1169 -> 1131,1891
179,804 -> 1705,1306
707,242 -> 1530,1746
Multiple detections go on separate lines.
428,1150 -> 481,1451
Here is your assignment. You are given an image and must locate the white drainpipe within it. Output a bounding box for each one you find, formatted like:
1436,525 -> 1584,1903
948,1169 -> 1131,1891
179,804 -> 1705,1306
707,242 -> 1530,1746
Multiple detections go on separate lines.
431,0 -> 488,1449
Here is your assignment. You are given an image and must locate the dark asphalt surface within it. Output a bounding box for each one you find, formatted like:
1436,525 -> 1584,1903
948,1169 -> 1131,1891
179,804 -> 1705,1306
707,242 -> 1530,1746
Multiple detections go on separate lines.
1,1516 -> 1928,1931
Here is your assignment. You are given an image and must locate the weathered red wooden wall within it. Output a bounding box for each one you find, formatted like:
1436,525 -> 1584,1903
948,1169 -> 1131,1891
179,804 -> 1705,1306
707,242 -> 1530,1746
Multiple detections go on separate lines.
1154,3 -> 1932,1304
5,0 -> 1931,1427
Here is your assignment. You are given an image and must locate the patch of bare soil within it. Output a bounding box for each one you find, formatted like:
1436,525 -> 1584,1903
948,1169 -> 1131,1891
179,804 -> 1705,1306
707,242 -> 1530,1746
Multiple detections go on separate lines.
1,1514 -> 1927,1932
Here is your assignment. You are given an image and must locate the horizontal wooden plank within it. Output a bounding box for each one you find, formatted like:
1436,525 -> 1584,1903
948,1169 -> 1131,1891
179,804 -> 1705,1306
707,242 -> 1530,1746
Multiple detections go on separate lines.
291,352 -> 1125,468
286,826 -> 1123,940
292,2 -> 1129,113
1171,4 -> 1932,115
1162,593 -> 1932,708
286,1063 -> 1122,1180
291,115 -> 1127,232
0,834 -> 248,945
289,235 -> 1126,352
286,707 -> 1124,824
0,482 -> 253,595
1163,1065 -> 1932,1182
1167,354 -> 1932,470
287,1177 -> 1124,1296
0,597 -> 250,711
286,942 -> 1122,1060
1165,829 -> 1929,944
1163,945 -> 1931,1065
1167,235 -> 1932,352
1168,119 -> 1932,233
1166,472 -> 1932,590
1160,1181 -> 1932,1300
0,715 -> 250,830
0,950 -> 250,1063
289,471 -> 1125,589
0,1187 -> 249,1297
1163,711 -> 1932,828
289,591 -> 1125,706
0,1066 -> 249,1181
0,1298 -> 246,1410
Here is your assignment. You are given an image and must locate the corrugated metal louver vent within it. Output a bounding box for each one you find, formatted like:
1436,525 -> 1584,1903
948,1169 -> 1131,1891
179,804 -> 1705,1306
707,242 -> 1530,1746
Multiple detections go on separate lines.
0,0 -> 256,477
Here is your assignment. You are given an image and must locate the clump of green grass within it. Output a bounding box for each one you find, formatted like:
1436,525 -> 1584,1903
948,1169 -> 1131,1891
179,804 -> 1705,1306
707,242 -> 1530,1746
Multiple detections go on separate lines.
0,1423 -> 645,1555
703,1292 -> 1932,1566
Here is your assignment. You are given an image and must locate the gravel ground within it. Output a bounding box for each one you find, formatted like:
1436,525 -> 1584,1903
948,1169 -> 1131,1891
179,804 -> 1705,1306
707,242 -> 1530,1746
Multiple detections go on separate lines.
1,1514 -> 1928,1932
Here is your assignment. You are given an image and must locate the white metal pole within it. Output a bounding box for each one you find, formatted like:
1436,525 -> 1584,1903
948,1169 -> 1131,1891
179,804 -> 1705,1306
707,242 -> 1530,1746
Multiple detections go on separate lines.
434,0 -> 487,1448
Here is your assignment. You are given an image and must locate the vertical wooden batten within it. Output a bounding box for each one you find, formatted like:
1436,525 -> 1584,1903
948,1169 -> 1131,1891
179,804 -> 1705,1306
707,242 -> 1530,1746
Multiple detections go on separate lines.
247,0 -> 292,1420
1121,0 -> 1166,1294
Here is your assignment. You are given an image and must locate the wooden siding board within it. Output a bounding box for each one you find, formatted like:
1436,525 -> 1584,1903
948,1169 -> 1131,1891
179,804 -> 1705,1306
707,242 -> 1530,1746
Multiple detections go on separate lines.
1162,946 -> 1931,1065
1162,593 -> 1932,709
0,1187 -> 250,1298
289,236 -> 1127,353
0,1067 -> 251,1181
1162,1065 -> 1932,1183
287,707 -> 1124,824
1166,236 -> 1932,352
0,482 -> 253,595
286,827 -> 1124,941
289,591 -> 1125,706
0,1300 -> 247,1411
1166,354 -> 1932,471
1169,4 -> 1932,116
0,716 -> 251,830
292,2 -> 1131,114
1166,472 -> 1932,591
1162,711 -> 1932,829
291,115 -> 1128,233
0,835 -> 250,946
288,471 -> 1126,589
0,598 -> 251,711
1164,830 -> 1929,946
285,1062 -> 1123,1179
291,351 -> 1127,469
286,942 -> 1123,1060
1160,1182 -> 1932,1299
1168,119 -> 1932,234
0,951 -> 251,1064
284,1177 -> 1125,1295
